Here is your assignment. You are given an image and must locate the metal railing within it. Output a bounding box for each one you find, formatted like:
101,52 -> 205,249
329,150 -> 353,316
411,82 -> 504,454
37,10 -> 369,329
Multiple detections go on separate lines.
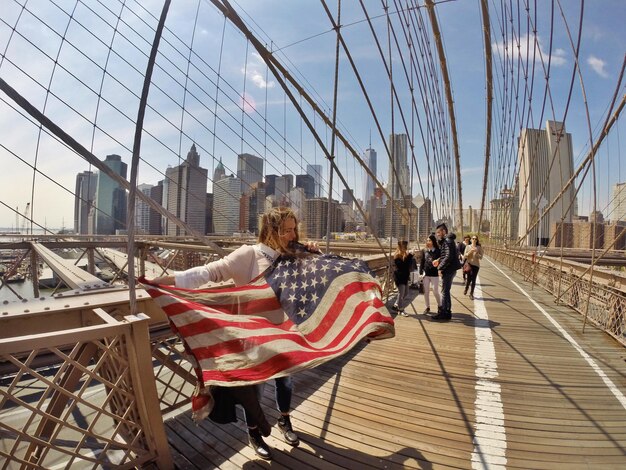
0,309 -> 172,469
1,245 -> 391,468
487,247 -> 626,347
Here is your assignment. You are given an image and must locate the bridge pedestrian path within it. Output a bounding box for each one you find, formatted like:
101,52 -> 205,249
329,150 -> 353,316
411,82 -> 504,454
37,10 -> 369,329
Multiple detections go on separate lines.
164,257 -> 626,469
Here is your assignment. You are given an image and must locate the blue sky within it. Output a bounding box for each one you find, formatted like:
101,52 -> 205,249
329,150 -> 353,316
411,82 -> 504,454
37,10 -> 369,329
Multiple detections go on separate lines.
0,0 -> 624,229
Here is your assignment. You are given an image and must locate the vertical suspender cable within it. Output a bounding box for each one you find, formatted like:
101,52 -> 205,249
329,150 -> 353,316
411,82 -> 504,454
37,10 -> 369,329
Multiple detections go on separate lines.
325,0 -> 342,252
127,0 -> 171,315
478,0 -> 493,235
424,0 -> 463,236
386,0 -> 395,261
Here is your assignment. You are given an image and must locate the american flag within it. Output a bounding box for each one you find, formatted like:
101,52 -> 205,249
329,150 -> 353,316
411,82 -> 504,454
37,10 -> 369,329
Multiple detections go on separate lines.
141,251 -> 394,390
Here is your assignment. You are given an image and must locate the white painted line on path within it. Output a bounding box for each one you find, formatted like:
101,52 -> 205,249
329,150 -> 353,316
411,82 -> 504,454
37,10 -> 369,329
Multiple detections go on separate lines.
470,277 -> 507,469
486,257 -> 626,412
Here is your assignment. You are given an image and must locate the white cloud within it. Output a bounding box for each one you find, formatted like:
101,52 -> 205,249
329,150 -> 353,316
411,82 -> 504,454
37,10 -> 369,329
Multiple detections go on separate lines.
250,70 -> 272,89
587,55 -> 609,78
461,166 -> 483,175
242,52 -> 276,89
492,34 -> 567,67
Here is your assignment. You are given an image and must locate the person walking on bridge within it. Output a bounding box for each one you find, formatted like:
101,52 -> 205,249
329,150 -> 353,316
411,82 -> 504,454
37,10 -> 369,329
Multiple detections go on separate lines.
392,240 -> 414,316
432,223 -> 460,321
151,207 -> 315,460
419,234 -> 441,315
458,235 -> 470,281
463,235 -> 483,300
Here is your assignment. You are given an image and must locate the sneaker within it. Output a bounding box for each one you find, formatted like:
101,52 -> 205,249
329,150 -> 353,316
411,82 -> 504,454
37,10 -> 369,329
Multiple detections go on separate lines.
391,303 -> 398,311
423,307 -> 430,314
431,311 -> 452,321
248,427 -> 272,460
398,309 -> 408,317
277,415 -> 300,446
469,294 -> 474,300
463,288 -> 468,295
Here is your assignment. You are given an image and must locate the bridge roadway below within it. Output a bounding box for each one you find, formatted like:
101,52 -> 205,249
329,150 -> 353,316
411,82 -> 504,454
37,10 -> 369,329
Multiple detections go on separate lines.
163,257 -> 626,469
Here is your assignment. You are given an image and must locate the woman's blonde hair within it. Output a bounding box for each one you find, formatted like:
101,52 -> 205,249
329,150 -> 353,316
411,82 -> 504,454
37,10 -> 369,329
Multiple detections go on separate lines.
258,207 -> 299,252
394,240 -> 409,260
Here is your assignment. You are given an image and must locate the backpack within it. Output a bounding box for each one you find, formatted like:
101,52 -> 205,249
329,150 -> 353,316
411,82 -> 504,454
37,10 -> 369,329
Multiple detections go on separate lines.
450,240 -> 463,271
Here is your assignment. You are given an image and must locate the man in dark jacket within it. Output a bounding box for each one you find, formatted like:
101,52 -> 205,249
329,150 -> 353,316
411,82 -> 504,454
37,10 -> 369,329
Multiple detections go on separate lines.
432,223 -> 458,321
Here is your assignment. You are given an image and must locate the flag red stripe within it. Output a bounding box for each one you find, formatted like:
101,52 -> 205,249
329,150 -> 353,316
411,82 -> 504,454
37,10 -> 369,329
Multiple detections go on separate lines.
188,296 -> 385,359
158,280 -> 380,339
148,286 -> 282,317
200,312 -> 393,382
145,281 -> 268,295
177,312 -> 296,337
299,280 -> 381,343
162,295 -> 281,317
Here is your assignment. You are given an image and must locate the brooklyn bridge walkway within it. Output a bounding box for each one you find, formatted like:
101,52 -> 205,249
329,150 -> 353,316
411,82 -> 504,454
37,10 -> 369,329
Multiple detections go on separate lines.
163,257 -> 626,469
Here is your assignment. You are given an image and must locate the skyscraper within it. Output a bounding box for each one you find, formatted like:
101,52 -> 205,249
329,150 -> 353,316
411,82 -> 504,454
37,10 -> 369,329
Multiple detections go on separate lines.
413,195 -> 433,241
295,174 -> 315,199
307,164 -> 323,197
265,174 -> 278,197
237,153 -> 263,195
288,187 -> 307,223
610,182 -> 626,223
239,183 -> 266,234
304,198 -> 342,239
95,154 -> 127,235
213,157 -> 226,183
275,174 -> 293,205
149,181 -> 164,235
205,193 -> 214,234
342,189 -> 354,205
490,185 -> 519,241
517,121 -> 575,246
165,144 -> 208,236
74,171 -> 97,234
388,134 -> 410,200
135,183 -> 153,234
213,175 -> 241,235
362,147 -> 377,203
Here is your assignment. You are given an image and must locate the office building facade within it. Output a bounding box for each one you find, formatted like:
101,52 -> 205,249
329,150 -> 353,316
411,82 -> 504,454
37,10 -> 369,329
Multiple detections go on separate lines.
74,171 -> 97,234
237,153 -> 263,195
275,175 -> 293,205
517,121 -> 575,246
307,164 -> 323,197
611,182 -> 626,223
388,134 -> 410,200
94,154 -> 128,235
362,148 -> 377,203
165,144 -> 208,236
135,183 -> 153,234
295,174 -> 315,199
213,175 -> 241,235
149,181 -> 164,235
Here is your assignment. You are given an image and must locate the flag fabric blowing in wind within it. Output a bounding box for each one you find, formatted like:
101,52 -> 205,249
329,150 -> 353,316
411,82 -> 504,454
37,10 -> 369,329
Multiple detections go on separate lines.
141,250 -> 395,393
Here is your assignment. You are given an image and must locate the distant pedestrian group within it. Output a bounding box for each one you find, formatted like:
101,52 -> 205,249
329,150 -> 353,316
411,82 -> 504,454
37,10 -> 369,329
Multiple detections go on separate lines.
392,223 -> 482,321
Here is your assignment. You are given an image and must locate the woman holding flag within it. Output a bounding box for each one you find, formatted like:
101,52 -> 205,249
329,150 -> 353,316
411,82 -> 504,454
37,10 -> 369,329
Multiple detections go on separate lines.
152,207 -> 316,460
146,205 -> 394,461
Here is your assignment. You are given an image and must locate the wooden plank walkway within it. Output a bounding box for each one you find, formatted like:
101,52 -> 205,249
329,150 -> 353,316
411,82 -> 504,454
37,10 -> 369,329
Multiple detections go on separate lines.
164,257 -> 626,469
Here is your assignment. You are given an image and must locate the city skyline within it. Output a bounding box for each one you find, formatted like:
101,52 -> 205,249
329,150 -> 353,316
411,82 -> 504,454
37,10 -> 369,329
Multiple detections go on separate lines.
1,2 -> 624,231
66,142 -> 444,241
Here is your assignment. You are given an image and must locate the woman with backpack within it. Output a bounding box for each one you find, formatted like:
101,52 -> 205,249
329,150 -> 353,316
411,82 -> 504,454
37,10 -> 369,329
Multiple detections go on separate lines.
393,240 -> 414,316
